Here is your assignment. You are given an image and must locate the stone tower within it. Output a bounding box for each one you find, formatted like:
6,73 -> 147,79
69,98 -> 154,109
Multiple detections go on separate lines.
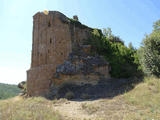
27,11 -> 110,96
73,15 -> 79,21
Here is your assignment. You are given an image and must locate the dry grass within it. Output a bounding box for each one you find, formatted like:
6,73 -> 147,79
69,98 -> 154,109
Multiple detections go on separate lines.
0,77 -> 160,120
52,98 -> 68,104
0,96 -> 62,120
81,103 -> 99,114
80,77 -> 160,120
123,76 -> 160,120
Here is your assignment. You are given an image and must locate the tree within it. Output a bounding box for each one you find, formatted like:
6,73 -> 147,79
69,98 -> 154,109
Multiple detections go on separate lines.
153,19 -> 160,32
128,42 -> 134,50
88,28 -> 140,78
139,31 -> 160,77
103,27 -> 112,39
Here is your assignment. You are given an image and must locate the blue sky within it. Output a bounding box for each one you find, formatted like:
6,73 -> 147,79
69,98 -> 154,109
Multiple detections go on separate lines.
0,0 -> 160,84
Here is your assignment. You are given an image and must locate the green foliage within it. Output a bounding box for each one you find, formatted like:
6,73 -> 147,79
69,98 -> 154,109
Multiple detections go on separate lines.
103,27 -> 124,44
69,18 -> 81,24
128,42 -> 134,50
138,31 -> 160,77
0,83 -> 20,100
103,27 -> 112,39
64,91 -> 75,99
153,19 -> 160,32
23,82 -> 27,94
107,44 -> 136,78
18,81 -> 27,94
81,93 -> 91,99
133,50 -> 143,72
87,28 -> 140,78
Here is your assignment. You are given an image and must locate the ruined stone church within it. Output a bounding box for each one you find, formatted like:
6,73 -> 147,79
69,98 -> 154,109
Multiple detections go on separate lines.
27,11 -> 110,96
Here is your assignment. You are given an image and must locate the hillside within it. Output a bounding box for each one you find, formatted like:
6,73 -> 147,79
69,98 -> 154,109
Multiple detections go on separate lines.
0,77 -> 159,120
0,83 -> 20,100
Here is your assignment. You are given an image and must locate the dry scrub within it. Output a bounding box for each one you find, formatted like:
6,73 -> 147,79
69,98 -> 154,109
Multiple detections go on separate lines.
0,77 -> 160,120
0,96 -> 62,120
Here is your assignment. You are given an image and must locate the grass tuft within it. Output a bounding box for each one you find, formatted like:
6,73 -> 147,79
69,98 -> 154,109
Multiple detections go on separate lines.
124,77 -> 160,119
81,103 -> 99,114
0,96 -> 62,120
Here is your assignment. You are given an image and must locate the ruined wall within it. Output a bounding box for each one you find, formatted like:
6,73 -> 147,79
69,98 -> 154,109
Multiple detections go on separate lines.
27,11 -> 94,96
31,11 -> 72,67
69,20 -> 93,49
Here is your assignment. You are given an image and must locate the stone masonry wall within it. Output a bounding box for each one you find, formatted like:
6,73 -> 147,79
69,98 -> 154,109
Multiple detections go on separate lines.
27,11 -> 94,96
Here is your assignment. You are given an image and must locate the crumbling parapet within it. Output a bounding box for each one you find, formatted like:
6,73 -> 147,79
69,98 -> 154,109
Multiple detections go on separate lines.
73,15 -> 79,21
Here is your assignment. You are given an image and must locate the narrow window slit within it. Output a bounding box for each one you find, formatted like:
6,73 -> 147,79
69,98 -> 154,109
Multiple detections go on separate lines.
50,38 -> 52,43
48,21 -> 51,27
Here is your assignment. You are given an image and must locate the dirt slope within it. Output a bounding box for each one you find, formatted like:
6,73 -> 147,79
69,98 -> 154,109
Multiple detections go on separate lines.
53,97 -> 137,120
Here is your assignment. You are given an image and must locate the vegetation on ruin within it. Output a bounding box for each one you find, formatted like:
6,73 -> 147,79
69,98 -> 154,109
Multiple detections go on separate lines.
68,18 -> 91,29
1,12 -> 160,120
84,28 -> 141,78
83,19 -> 160,78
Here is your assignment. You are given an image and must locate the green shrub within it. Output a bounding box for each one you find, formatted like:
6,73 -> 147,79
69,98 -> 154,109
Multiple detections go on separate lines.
81,93 -> 91,99
64,91 -> 75,99
86,28 -> 141,78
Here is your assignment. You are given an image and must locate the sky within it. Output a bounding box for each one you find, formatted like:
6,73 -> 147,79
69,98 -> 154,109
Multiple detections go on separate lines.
0,0 -> 160,84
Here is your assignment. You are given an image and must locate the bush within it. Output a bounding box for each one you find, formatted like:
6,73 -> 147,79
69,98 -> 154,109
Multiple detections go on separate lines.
138,32 -> 160,77
18,81 -> 27,95
106,42 -> 139,78
64,91 -> 75,99
81,93 -> 91,99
